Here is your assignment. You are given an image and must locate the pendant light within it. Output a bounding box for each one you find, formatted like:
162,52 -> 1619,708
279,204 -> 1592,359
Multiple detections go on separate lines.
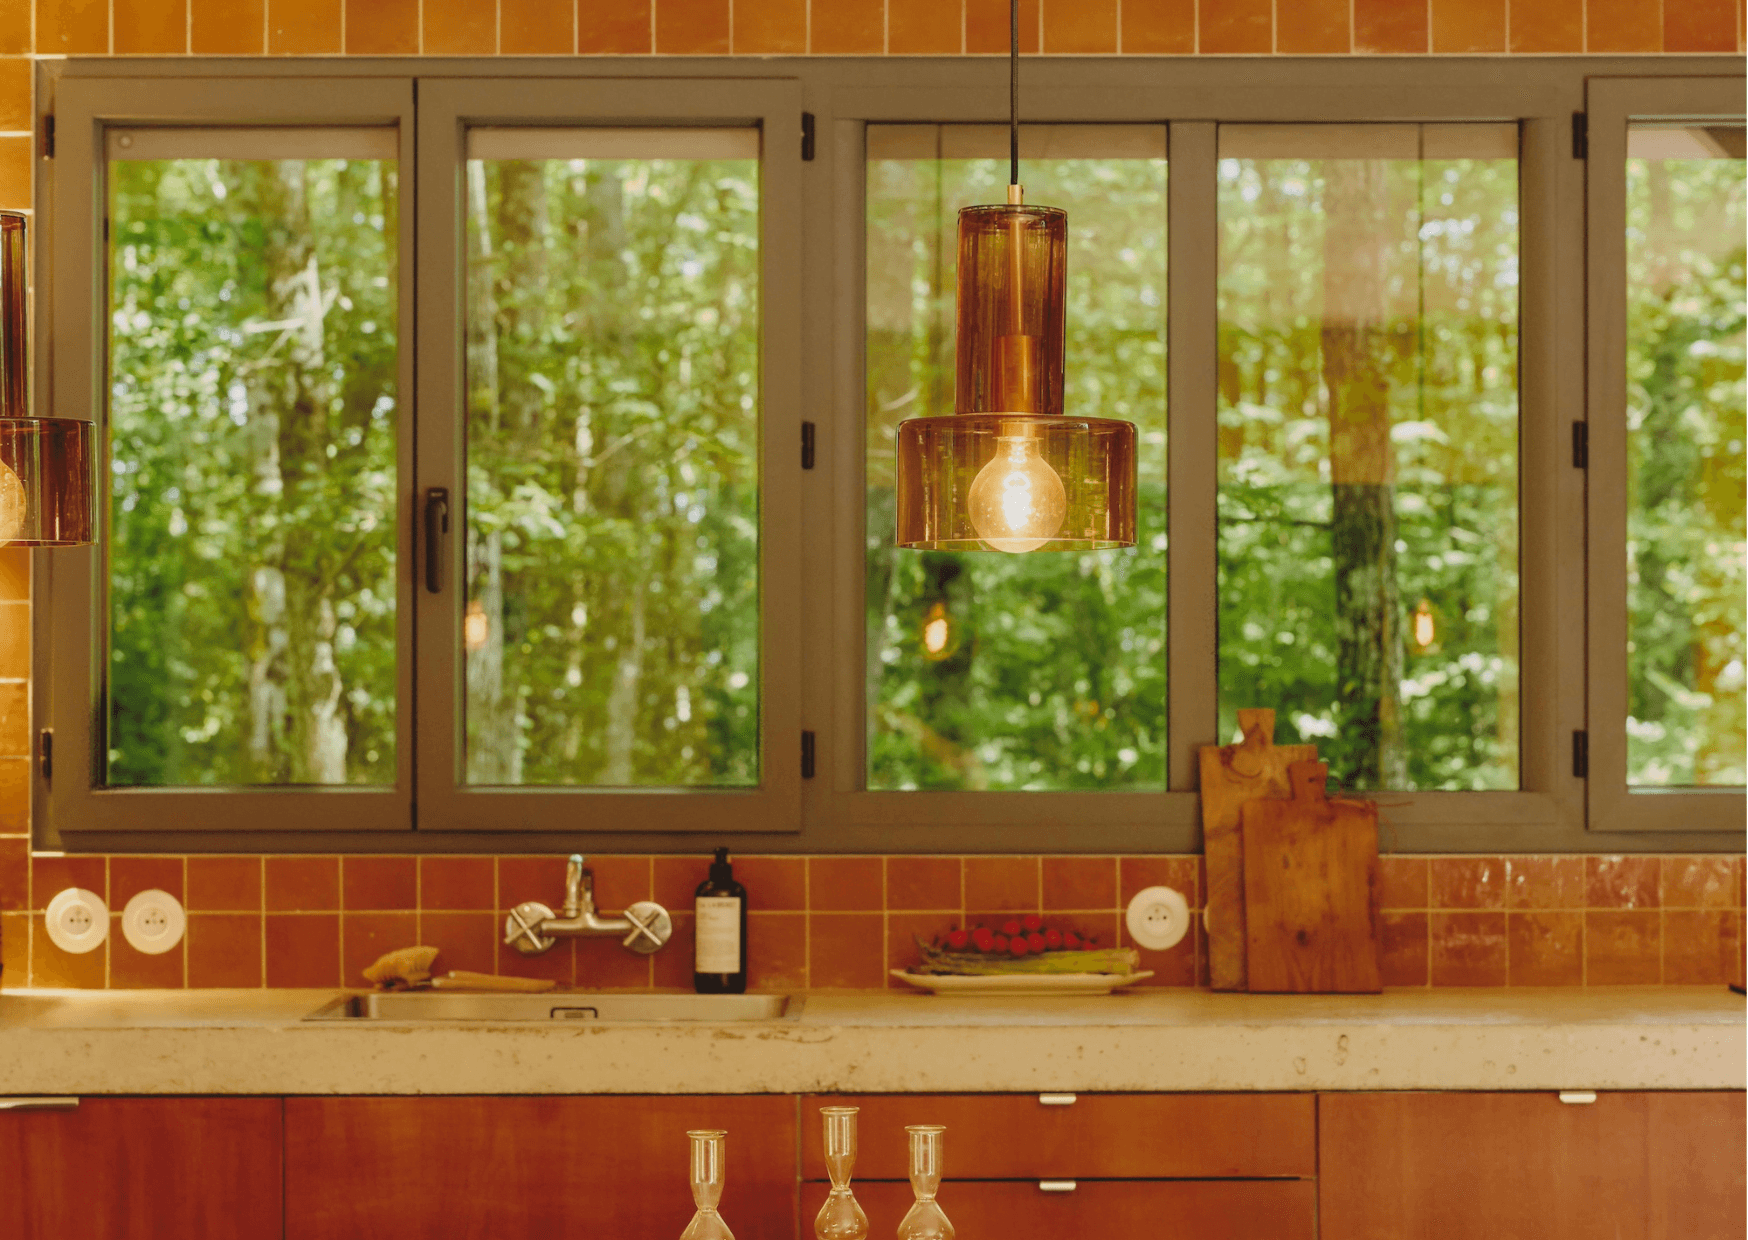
892,1 -> 1137,553
0,211 -> 94,548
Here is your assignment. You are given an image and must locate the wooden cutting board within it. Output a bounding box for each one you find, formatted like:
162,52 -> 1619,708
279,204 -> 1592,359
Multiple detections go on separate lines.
1241,760 -> 1382,994
1200,709 -> 1318,992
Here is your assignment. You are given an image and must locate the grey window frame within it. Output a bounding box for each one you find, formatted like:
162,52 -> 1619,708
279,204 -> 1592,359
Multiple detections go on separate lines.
27,55 -> 1744,855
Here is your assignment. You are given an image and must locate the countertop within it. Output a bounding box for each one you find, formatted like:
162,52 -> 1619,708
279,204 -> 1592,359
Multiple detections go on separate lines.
0,987 -> 1740,1096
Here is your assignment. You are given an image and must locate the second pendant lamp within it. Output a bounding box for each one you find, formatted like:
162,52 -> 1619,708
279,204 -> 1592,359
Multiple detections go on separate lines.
893,3 -> 1137,554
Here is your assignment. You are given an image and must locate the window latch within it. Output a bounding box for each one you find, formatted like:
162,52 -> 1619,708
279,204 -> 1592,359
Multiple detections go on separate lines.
38,729 -> 51,783
801,730 -> 816,779
802,112 -> 816,162
423,487 -> 449,594
1571,112 -> 1587,160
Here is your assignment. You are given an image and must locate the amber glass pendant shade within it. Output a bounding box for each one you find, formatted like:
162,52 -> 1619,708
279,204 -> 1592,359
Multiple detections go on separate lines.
894,197 -> 1137,553
0,211 -> 95,547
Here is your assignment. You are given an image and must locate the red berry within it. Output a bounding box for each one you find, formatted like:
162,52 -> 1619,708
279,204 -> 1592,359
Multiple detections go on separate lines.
1063,931 -> 1082,950
973,928 -> 996,952
947,929 -> 970,951
1008,936 -> 1029,956
1022,913 -> 1044,932
1044,928 -> 1063,950
1026,932 -> 1046,952
992,934 -> 1009,952
1002,919 -> 1023,938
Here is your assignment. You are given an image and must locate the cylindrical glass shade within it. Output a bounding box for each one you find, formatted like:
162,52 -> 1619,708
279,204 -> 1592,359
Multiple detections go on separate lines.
894,412 -> 1136,552
955,204 -> 1066,417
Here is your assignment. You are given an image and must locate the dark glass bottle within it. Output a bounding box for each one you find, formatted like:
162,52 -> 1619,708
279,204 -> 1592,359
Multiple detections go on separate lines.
694,848 -> 747,994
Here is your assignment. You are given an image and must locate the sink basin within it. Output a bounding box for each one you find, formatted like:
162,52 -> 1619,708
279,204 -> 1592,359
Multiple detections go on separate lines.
304,992 -> 799,1023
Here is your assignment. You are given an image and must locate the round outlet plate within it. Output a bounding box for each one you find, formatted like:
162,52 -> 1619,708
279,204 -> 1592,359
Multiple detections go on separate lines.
44,887 -> 109,955
122,888 -> 187,956
1125,884 -> 1190,951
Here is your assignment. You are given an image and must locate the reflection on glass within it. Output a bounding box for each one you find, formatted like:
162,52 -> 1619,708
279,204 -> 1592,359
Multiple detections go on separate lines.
1625,125 -> 1747,787
1217,124 -> 1520,791
107,136 -> 399,786
464,129 -> 760,787
866,125 -> 1167,791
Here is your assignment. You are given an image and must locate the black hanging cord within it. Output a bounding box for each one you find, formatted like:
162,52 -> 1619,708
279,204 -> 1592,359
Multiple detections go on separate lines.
1009,0 -> 1019,187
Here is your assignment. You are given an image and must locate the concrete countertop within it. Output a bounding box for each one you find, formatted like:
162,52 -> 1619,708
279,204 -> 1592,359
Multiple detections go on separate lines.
0,987 -> 1740,1096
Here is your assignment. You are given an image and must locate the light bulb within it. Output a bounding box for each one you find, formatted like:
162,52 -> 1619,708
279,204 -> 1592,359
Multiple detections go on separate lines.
0,458 -> 25,545
967,435 -> 1066,553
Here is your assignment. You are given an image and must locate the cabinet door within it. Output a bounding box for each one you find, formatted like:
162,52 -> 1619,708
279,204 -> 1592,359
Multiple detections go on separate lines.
0,1097 -> 285,1240
1320,1091 -> 1747,1240
285,1095 -> 797,1239
802,1179 -> 1314,1239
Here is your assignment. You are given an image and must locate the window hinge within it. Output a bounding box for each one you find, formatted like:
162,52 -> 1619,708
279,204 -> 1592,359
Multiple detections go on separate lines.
801,421 -> 816,470
801,730 -> 816,779
42,115 -> 54,159
1572,112 -> 1587,160
1572,421 -> 1588,469
1572,730 -> 1588,779
801,112 -> 816,162
38,729 -> 51,783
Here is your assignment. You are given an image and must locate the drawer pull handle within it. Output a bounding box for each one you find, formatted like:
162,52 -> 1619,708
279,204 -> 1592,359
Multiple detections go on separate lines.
1558,1091 -> 1597,1105
1038,1180 -> 1078,1193
1038,1093 -> 1077,1106
0,1097 -> 78,1112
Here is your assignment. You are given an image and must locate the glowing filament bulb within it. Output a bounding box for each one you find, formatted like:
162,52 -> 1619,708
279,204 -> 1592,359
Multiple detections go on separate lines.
0,458 -> 25,545
967,435 -> 1066,554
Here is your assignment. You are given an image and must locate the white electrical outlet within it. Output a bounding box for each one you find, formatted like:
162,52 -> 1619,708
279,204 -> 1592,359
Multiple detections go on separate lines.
1125,884 -> 1190,951
45,888 -> 109,955
122,889 -> 186,956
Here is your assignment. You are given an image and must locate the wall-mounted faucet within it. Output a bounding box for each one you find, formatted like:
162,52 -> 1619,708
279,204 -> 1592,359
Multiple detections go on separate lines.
503,854 -> 673,957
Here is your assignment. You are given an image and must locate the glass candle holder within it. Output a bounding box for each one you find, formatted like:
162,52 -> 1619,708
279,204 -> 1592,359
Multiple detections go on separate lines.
815,1107 -> 869,1239
680,1129 -> 735,1240
896,1125 -> 954,1240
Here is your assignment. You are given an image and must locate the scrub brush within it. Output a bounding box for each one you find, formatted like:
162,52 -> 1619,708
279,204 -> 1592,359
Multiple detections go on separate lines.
361,945 -> 440,989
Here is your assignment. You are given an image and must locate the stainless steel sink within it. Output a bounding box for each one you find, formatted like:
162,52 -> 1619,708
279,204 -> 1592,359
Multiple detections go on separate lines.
304,991 -> 800,1023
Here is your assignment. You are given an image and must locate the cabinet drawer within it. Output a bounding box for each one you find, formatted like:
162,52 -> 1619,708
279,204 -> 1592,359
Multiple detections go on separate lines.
802,1093 -> 1315,1180
803,1178 -> 1314,1239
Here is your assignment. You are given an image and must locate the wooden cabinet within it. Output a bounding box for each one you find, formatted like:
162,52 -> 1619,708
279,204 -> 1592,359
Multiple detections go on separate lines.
802,1179 -> 1315,1238
0,1097 -> 284,1240
1320,1090 -> 1748,1240
284,1095 -> 797,1239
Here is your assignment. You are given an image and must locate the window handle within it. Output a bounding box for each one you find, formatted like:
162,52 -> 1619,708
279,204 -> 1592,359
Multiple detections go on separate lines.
0,1097 -> 79,1111
423,487 -> 449,594
1038,1180 -> 1077,1193
1038,1093 -> 1077,1106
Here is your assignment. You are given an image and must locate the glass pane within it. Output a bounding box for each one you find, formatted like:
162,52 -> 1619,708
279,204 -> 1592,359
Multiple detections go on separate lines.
866,125 -> 1167,791
106,132 -> 400,786
1216,124 -> 1520,791
1625,124 -> 1747,787
463,129 -> 760,787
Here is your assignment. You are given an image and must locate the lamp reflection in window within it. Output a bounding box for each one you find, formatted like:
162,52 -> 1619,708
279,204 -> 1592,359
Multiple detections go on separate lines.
464,600 -> 490,652
919,601 -> 960,662
1412,599 -> 1436,651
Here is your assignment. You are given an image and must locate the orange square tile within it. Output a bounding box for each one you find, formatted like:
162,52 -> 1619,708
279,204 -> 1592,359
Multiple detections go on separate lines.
0,65 -> 26,155
809,857 -> 883,911
967,0 -> 1038,51
1505,856 -> 1585,910
1276,0 -> 1347,52
0,836 -> 25,911
111,856 -> 184,908
890,0 -> 961,51
1042,857 -> 1117,910
1198,0 -> 1269,51
746,911 -> 806,991
2,912 -> 27,985
887,911 -> 958,980
265,914 -> 341,988
1585,910 -> 1660,985
1429,912 -> 1507,986
1507,911 -> 1581,986
1380,911 -> 1428,986
343,856 -> 417,911
1584,0 -> 1659,50
652,912 -> 694,989
0,680 -> 27,755
0,603 -> 30,679
809,913 -> 885,989
1429,857 -> 1506,909
579,0 -> 650,51
419,857 -> 494,910
37,0 -> 107,52
192,0 -> 265,52
1044,0 -> 1116,52
187,913 -> 262,988
1122,0 -> 1194,51
501,0 -> 573,51
1509,0 -> 1579,50
1587,856 -> 1659,909
588,854 -> 652,911
111,932 -> 184,988
1430,0 -> 1505,51
0,136 -> 30,212
418,911 -> 496,977
655,855 -> 712,909
31,854 -> 105,909
186,857 -> 262,912
1665,0 -> 1736,50
115,0 -> 188,52
269,0 -> 342,51
266,856 -> 339,912
1737,856 -> 1745,908
811,0 -> 880,50
1354,0 -> 1426,50
346,0 -> 419,53
341,912 -> 417,986
0,758 -> 27,833
736,0 -> 805,51
736,857 -> 805,910
1123,917 -> 1196,986
496,934 -> 574,986
1378,856 -> 1428,909
423,0 -> 495,51
0,0 -> 26,53
1120,856 -> 1198,908
887,857 -> 960,910
576,934 -> 653,989
1664,910 -> 1731,985
31,924 -> 104,987
498,855 -> 569,911
1661,857 -> 1736,910
964,856 -> 1039,911
656,0 -> 729,51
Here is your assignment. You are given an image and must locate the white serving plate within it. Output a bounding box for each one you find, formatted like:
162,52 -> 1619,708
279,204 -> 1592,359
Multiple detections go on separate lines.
890,970 -> 1155,996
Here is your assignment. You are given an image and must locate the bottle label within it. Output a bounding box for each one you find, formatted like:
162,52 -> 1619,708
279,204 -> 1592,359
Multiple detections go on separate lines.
695,896 -> 742,974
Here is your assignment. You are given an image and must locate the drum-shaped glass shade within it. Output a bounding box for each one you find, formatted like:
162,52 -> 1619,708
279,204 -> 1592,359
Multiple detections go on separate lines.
895,413 -> 1136,552
0,417 -> 95,546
